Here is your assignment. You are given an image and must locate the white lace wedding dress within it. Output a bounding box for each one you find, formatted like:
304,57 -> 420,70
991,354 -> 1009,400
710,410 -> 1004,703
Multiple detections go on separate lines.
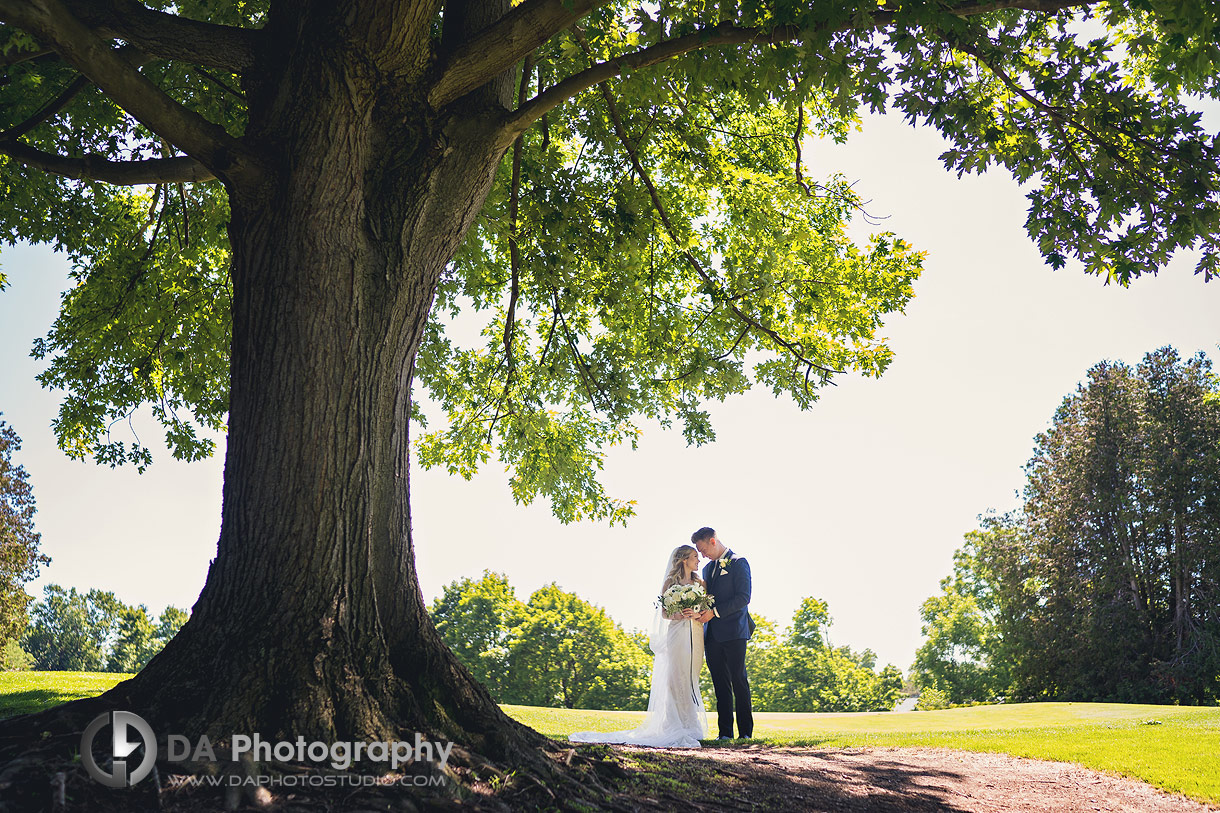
569,607 -> 707,748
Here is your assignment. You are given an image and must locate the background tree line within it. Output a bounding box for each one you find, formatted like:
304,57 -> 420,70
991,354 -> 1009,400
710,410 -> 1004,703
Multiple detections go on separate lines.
4,584 -> 188,674
431,572 -> 904,712
915,347 -> 1220,706
1,416 -> 188,674
739,597 -> 905,713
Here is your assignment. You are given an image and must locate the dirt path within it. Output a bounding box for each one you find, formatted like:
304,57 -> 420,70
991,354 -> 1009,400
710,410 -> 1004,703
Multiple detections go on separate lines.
635,745 -> 1217,813
5,737 -> 1213,811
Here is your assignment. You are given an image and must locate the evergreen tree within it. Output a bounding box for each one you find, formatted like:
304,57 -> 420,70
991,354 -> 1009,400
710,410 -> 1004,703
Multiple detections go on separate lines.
919,349 -> 1220,704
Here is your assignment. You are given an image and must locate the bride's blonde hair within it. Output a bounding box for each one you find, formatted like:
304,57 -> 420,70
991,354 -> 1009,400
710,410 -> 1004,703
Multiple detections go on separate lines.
661,545 -> 698,593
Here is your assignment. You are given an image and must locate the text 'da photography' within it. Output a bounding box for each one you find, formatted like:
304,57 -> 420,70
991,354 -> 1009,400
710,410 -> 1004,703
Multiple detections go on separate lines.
70,709 -> 451,802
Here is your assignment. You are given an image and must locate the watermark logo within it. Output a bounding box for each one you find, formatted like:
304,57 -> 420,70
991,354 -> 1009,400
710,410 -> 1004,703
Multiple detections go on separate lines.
168,731 -> 454,772
81,711 -> 157,788
80,710 -> 453,789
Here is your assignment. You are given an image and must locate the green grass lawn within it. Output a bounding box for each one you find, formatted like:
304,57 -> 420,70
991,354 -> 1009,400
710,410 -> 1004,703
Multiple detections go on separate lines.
0,670 -> 132,719
5,673 -> 1216,806
505,702 -> 1220,806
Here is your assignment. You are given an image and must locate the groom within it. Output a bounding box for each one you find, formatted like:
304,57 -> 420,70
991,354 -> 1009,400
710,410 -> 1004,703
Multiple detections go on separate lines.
692,526 -> 754,740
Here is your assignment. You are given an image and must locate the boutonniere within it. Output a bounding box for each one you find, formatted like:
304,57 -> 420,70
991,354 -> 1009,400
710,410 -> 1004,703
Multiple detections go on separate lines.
717,554 -> 733,575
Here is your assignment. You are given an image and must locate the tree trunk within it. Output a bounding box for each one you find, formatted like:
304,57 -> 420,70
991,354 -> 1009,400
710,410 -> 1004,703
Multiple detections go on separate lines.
1171,513 -> 1191,658
130,55 -> 532,751
0,20 -> 570,808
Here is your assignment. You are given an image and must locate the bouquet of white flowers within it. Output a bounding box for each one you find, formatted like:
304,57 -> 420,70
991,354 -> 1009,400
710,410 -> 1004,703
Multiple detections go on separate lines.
658,582 -> 715,615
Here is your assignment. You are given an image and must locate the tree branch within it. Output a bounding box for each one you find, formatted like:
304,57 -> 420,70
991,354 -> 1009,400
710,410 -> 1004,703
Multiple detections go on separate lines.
0,72 -> 89,140
552,286 -> 609,409
794,105 -> 812,197
429,0 -> 607,108
503,53 -> 535,386
0,140 -> 214,183
0,0 -> 255,179
63,0 -> 257,72
505,21 -> 859,138
489,52 -> 537,441
502,0 -> 1100,138
0,42 -> 51,67
953,34 -> 1187,167
581,38 -> 840,382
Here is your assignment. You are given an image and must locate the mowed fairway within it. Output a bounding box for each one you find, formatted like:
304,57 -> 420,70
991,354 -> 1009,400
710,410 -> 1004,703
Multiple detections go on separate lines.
4,675 -> 1215,806
506,702 -> 1220,806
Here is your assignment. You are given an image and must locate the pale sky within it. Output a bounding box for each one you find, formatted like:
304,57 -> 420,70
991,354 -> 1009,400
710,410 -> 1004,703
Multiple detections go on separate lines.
2,109 -> 1218,673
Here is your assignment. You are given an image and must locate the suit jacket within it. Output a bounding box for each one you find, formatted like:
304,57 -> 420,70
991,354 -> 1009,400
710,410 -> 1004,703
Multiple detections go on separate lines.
703,550 -> 753,642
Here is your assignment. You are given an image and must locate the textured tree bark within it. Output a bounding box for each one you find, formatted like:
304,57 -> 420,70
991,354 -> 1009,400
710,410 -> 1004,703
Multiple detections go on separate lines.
116,31 -> 536,757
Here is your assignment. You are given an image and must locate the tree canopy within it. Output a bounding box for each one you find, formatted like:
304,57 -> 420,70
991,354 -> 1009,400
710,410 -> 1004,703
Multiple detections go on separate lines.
911,523 -> 1013,704
1021,347 -> 1220,702
2,0 -> 1216,523
21,584 -> 124,672
740,597 -> 904,712
430,570 -> 526,698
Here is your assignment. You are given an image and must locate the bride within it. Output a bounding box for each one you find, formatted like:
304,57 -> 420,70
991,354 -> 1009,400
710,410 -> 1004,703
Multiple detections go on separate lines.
569,545 -> 708,747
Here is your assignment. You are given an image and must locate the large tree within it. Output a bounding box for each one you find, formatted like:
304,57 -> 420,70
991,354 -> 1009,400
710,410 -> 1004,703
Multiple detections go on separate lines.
1022,348 -> 1220,702
911,525 -> 1014,704
430,570 -> 526,700
505,583 -> 651,710
0,0 -> 1217,803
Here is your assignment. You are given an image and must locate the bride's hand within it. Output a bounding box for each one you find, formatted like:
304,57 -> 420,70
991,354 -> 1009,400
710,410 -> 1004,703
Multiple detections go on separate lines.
680,608 -> 696,619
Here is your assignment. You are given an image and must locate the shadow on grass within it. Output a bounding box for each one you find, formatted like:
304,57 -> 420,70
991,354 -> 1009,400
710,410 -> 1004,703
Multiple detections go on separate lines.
581,742 -> 976,812
0,689 -> 86,720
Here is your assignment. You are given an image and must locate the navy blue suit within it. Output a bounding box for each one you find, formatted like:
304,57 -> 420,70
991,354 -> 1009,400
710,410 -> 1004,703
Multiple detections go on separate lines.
703,551 -> 753,738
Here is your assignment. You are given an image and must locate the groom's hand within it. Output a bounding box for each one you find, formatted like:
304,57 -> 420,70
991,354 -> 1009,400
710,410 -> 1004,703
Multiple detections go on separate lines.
695,610 -> 714,623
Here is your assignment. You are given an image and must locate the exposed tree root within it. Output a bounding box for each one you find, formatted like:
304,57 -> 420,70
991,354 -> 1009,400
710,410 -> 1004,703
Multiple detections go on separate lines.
0,692 -> 656,812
